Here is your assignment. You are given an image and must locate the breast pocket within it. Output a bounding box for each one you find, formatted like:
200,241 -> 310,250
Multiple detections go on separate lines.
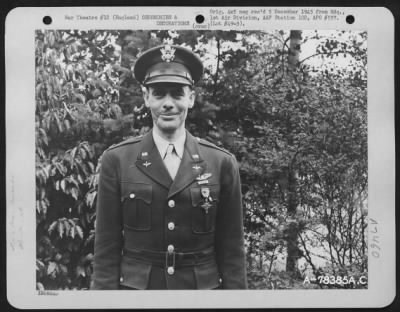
190,185 -> 219,234
121,183 -> 152,231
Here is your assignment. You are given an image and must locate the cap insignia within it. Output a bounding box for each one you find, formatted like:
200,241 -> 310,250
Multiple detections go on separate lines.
160,45 -> 176,62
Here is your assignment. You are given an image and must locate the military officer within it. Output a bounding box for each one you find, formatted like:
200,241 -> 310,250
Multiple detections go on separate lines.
91,44 -> 247,290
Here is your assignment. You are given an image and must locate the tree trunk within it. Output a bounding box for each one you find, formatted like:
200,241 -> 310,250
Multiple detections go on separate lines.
288,30 -> 302,69
285,30 -> 302,274
213,37 -> 221,99
286,167 -> 301,273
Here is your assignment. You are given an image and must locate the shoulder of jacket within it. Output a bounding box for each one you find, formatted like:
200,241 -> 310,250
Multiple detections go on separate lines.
106,135 -> 143,151
196,137 -> 233,157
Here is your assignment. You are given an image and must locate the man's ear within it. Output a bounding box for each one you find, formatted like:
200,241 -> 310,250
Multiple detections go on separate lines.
142,86 -> 150,107
188,88 -> 195,109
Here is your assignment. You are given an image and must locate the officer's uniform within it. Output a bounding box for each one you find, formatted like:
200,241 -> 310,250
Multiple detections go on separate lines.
91,45 -> 247,289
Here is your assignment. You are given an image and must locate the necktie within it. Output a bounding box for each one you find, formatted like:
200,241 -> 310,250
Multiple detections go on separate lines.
164,144 -> 180,180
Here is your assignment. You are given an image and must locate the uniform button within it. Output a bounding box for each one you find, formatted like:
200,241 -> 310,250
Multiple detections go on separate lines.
129,193 -> 135,199
167,244 -> 174,253
168,200 -> 175,208
167,267 -> 175,275
168,222 -> 175,230
120,276 -> 124,283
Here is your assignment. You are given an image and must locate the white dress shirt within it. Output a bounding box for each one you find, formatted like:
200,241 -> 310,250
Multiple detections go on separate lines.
152,130 -> 186,160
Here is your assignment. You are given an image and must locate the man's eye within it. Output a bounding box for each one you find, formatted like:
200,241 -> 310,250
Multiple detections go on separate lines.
152,89 -> 166,97
171,89 -> 184,97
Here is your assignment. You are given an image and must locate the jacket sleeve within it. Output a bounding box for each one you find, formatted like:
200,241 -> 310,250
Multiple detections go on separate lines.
91,150 -> 123,289
215,154 -> 248,289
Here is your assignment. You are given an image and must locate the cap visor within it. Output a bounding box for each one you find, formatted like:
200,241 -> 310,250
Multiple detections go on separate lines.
144,76 -> 192,86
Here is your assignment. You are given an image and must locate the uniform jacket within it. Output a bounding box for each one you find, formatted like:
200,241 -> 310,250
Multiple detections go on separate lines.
91,130 -> 247,289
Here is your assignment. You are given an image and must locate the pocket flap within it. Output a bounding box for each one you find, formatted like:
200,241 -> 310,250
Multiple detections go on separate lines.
122,183 -> 152,204
120,256 -> 152,290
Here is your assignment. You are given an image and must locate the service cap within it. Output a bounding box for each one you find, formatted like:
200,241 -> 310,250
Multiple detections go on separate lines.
134,44 -> 203,86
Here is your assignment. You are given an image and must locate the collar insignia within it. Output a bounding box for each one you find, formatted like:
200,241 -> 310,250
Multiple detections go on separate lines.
193,165 -> 201,171
160,45 -> 176,62
141,152 -> 148,157
192,154 -> 199,159
143,161 -> 152,167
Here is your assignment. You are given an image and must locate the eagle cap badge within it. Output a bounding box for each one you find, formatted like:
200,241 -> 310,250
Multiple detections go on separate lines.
160,45 -> 176,62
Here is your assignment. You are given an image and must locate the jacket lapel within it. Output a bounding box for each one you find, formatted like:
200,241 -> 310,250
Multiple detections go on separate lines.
168,131 -> 207,198
135,131 -> 173,189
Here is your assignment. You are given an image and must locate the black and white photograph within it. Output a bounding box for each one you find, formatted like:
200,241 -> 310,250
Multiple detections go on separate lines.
34,28 -> 368,291
5,6 -> 395,309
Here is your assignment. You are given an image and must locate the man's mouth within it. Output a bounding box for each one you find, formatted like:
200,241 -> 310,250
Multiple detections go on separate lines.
159,113 -> 179,118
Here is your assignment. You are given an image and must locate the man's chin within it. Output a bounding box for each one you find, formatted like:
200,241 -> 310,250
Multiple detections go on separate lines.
156,122 -> 180,133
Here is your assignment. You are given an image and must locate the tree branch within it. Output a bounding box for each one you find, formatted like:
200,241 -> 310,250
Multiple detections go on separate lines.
298,233 -> 318,275
213,37 -> 221,99
299,51 -> 349,64
281,37 -> 290,76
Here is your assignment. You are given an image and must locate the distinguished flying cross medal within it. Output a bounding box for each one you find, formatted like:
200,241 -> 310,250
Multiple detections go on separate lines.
160,45 -> 176,62
200,187 -> 212,214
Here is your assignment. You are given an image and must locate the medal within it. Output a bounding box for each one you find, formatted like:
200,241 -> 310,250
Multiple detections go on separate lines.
201,187 -> 210,198
201,201 -> 212,214
200,187 -> 213,214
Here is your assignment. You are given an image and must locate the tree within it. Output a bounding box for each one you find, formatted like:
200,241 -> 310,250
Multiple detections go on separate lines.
285,30 -> 303,274
36,30 -> 131,289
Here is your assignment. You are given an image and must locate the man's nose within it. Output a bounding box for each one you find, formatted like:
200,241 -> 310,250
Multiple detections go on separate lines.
162,94 -> 174,109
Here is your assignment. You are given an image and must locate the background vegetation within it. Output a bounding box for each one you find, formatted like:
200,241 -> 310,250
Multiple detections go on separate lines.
35,29 -> 368,290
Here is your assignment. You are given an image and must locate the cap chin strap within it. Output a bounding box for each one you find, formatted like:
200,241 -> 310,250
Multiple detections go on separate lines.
144,73 -> 193,85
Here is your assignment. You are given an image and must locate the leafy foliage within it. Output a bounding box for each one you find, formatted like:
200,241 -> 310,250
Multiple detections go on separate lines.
36,29 -> 367,290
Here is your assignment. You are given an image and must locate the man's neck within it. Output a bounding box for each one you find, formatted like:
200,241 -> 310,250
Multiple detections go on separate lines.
153,126 -> 186,143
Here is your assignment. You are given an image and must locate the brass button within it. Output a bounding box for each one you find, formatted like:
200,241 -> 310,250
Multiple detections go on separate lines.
129,193 -> 135,199
167,244 -> 174,253
120,276 -> 124,283
167,267 -> 175,275
168,200 -> 175,208
168,222 -> 175,230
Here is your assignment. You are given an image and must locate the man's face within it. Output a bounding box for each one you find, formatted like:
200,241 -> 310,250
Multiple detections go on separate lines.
143,83 -> 195,135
